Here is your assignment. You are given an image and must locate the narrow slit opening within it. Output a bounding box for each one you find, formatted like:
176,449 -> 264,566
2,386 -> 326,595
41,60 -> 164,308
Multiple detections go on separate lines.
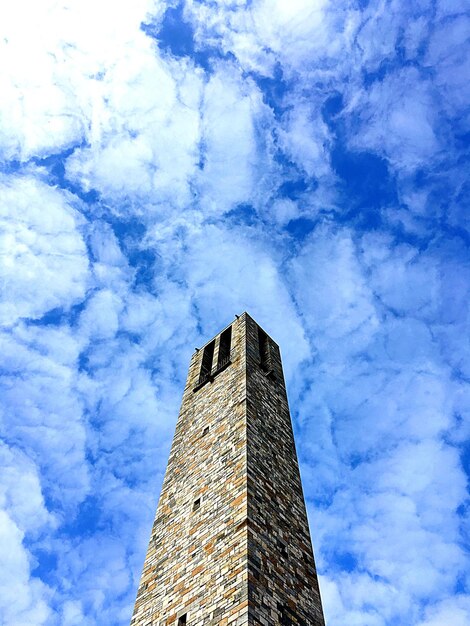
258,326 -> 271,372
199,340 -> 215,385
217,325 -> 232,369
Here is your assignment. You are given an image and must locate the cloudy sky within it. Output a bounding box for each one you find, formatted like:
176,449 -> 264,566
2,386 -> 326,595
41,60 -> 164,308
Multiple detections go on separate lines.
1,0 -> 469,624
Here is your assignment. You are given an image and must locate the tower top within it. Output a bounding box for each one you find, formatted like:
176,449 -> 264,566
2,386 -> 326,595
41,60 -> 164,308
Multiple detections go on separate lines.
195,312 -> 279,352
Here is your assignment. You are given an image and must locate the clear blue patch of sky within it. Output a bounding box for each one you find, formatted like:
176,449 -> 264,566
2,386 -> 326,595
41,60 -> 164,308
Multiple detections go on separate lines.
132,249 -> 159,287
116,329 -> 142,345
456,504 -> 467,517
272,146 -> 319,208
1,147 -> 100,206
285,217 -> 316,241
61,495 -> 103,537
109,217 -> 146,242
460,440 -> 470,483
28,307 -> 68,326
33,147 -> 77,182
29,547 -> 58,587
321,91 -> 398,231
454,575 -> 467,595
141,2 -> 231,72
224,204 -> 318,243
110,217 -> 159,288
32,146 -> 100,205
26,300 -> 88,328
410,169 -> 470,245
454,129 -> 470,150
0,159 -> 22,174
278,177 -> 312,199
224,203 -> 258,226
331,147 -> 396,229
197,138 -> 207,170
334,551 -> 359,573
322,92 -> 344,122
348,453 -> 364,470
249,62 -> 291,119
78,350 -> 91,373
362,56 -> 420,88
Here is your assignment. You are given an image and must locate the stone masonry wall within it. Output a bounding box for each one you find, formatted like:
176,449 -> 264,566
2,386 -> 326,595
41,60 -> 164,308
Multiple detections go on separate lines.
245,314 -> 325,626
130,313 -> 325,626
131,315 -> 249,626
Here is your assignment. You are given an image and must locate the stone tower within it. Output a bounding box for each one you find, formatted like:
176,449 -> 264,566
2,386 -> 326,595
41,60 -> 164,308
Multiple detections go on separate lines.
131,313 -> 325,626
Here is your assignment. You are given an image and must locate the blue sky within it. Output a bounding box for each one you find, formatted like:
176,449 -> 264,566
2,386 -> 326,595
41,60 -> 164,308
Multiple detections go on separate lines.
0,0 -> 469,624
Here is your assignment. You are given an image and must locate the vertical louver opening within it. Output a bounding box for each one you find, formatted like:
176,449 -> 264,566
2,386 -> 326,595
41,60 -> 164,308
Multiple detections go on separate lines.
217,325 -> 232,370
258,326 -> 272,372
199,340 -> 215,385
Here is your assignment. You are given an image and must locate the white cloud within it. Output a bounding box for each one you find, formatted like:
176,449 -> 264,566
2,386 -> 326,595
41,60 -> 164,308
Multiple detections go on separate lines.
249,0 -> 333,63
61,600 -> 86,626
0,175 -> 89,326
276,104 -> 332,179
402,16 -> 429,60
290,225 -> 379,356
79,290 -> 122,340
0,511 -> 51,626
347,68 -> 439,172
196,67 -> 264,213
360,233 -> 440,318
190,0 -> 349,74
0,444 -> 53,626
54,532 -> 135,625
0,0 -> 161,161
426,15 -> 470,122
0,443 -> 53,533
66,54 -> 203,207
436,0 -> 470,18
0,323 -> 90,510
416,597 -> 470,626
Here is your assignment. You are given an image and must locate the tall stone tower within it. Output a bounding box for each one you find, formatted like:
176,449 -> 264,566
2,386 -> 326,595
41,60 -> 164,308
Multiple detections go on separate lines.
131,313 -> 325,626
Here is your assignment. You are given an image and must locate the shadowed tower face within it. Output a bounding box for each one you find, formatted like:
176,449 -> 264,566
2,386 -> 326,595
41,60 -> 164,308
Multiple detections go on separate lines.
131,313 -> 325,626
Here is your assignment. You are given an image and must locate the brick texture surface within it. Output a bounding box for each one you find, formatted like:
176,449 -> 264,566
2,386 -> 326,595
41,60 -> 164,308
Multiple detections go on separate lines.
130,313 -> 325,626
